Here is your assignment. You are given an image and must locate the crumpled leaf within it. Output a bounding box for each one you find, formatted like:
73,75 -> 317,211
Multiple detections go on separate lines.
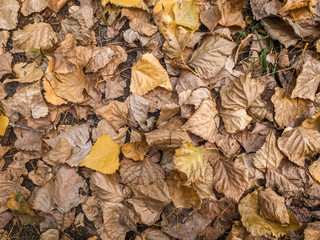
238,189 -> 300,237
271,87 -> 312,128
85,46 -> 114,73
126,94 -> 150,127
7,193 -> 44,225
304,221 -> 320,240
0,116 -> 9,136
79,134 -> 120,174
121,137 -> 150,161
206,149 -> 248,202
291,60 -> 320,101
0,52 -> 13,78
130,53 -> 172,96
172,0 -> 200,30
253,131 -> 284,172
309,158 -> 320,183
258,188 -> 290,225
0,0 -> 20,30
4,62 -> 43,84
12,23 -> 57,53
174,143 -> 205,184
182,99 -> 219,143
21,0 -> 48,16
278,127 -> 320,167
189,35 -> 236,79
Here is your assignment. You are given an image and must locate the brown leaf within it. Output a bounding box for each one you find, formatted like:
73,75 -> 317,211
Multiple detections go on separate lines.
304,221 -> 320,240
278,127 -> 320,167
258,188 -> 290,225
157,103 -> 180,126
43,138 -> 72,166
206,149 -> 248,202
13,128 -> 42,152
92,119 -> 126,146
215,129 -> 241,158
182,99 -> 219,143
250,0 -> 283,20
43,77 -> 68,106
85,47 -> 114,73
48,0 -> 67,12
253,131 -> 284,172
0,0 -> 20,30
28,161 -> 53,186
309,158 -> 320,183
199,0 -> 221,31
121,138 -> 149,161
271,87 -> 313,128
126,94 -> 150,127
21,0 -> 48,16
189,35 -> 236,79
0,52 -> 12,78
217,0 -> 246,28
220,108 -> 252,133
4,62 -> 43,84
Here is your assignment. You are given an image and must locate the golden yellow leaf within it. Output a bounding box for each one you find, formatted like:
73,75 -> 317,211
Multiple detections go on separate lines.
121,138 -> 149,161
174,143 -> 205,183
43,77 -> 68,105
309,158 -> 320,183
102,0 -> 148,10
130,53 -> 172,96
173,0 -> 200,30
0,116 -> 9,136
79,134 -> 120,174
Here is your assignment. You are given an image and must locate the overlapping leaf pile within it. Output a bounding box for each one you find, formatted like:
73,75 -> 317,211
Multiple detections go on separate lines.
1,0 -> 320,239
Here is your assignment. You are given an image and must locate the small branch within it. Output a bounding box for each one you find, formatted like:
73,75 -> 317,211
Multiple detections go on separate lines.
9,122 -> 46,133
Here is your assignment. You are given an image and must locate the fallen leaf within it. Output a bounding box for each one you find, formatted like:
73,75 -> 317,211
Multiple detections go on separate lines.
126,94 -> 150,127
85,47 -> 114,73
139,229 -> 170,240
48,0 -> 67,12
238,189 -> 300,237
102,0 -> 148,10
301,112 -> 320,132
92,119 -> 126,146
43,77 -> 68,105
271,87 -> 312,128
309,158 -> 320,183
130,53 -> 172,96
12,23 -> 57,53
174,143 -> 205,184
220,108 -> 252,133
278,127 -> 320,167
291,60 -> 320,101
217,0 -> 246,28
0,52 -> 12,78
253,131 -> 284,172
0,31 -> 10,55
182,99 -> 219,143
79,134 -> 120,174
189,35 -> 236,79
0,116 -> 9,136
172,0 -> 200,30
121,138 -> 149,161
0,0 -> 20,30
21,0 -> 48,16
4,62 -> 43,84
13,128 -> 42,152
40,229 -> 59,240
304,221 -> 320,240
258,188 -> 290,225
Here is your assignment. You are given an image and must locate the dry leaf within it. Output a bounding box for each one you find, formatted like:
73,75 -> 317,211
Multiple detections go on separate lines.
258,188 -> 290,225
21,0 -> 48,16
92,119 -> 126,146
253,131 -> 284,172
174,143 -> 205,184
102,0 -> 148,10
304,221 -> 320,240
217,0 -> 246,28
85,47 -> 114,73
301,112 -> 320,132
0,52 -> 12,78
121,138 -> 149,161
79,134 -> 120,175
271,87 -> 312,128
220,108 -> 252,133
48,0 -> 67,12
189,35 -> 236,79
43,77 -> 68,105
291,60 -> 320,101
238,189 -> 300,237
0,0 -> 20,30
40,229 -> 59,240
13,128 -> 42,151
0,31 -> 10,55
130,53 -> 172,96
4,62 -> 43,84
172,0 -> 200,30
0,116 -> 9,136
309,158 -> 320,183
278,127 -> 320,167
126,94 -> 150,127
182,99 -> 219,143
12,23 -> 57,53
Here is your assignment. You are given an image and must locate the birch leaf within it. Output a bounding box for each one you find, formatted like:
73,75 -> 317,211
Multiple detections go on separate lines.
0,0 -> 20,30
220,108 -> 252,133
102,0 -> 148,10
172,0 -> 200,30
21,0 -> 48,16
79,134 -> 120,174
4,62 -> 43,84
0,52 -> 12,78
0,116 -> 9,136
309,158 -> 320,183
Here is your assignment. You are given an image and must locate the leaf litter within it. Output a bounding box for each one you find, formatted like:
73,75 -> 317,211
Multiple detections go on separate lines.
2,0 -> 320,239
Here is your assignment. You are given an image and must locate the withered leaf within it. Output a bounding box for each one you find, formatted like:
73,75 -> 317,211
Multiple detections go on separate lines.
4,62 -> 43,84
21,0 -> 48,16
0,0 -> 20,30
220,108 -> 252,133
309,158 -> 320,183
121,138 -> 149,161
0,52 -> 12,78
304,221 -> 320,240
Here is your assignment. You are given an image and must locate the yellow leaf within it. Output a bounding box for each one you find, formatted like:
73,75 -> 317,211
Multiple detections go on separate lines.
174,143 -> 205,183
121,138 -> 149,161
173,0 -> 200,30
102,0 -> 148,10
0,116 -> 9,136
79,134 -> 120,174
130,53 -> 172,96
43,77 -> 68,105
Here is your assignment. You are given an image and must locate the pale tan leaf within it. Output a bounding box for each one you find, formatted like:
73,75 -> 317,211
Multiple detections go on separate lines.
271,87 -> 312,128
126,94 -> 150,127
43,138 -> 72,166
130,53 -> 172,96
174,143 -> 205,184
120,155 -> 165,186
0,52 -> 12,78
291,60 -> 320,101
220,108 -> 252,133
139,229 -> 170,240
0,31 -> 10,54
304,221 -> 320,240
12,23 -> 57,53
4,62 -> 43,84
248,97 -> 274,122
129,18 -> 158,36
253,131 -> 284,172
0,0 -> 20,30
96,101 -> 128,131
258,188 -> 290,225
309,158 -> 320,183
40,229 -> 59,240
13,128 -> 42,151
182,99 -> 219,143
278,127 -> 320,167
92,119 -> 126,146
48,0 -> 67,12
221,74 -> 265,110
157,103 -> 180,126
206,150 -> 248,202
21,0 -> 48,16
28,161 -> 53,186
85,47 -> 114,73
239,190 -> 300,237
82,196 -> 99,222
189,35 -> 236,79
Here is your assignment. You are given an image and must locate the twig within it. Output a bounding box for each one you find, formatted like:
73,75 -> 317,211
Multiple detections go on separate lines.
9,123 -> 46,133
